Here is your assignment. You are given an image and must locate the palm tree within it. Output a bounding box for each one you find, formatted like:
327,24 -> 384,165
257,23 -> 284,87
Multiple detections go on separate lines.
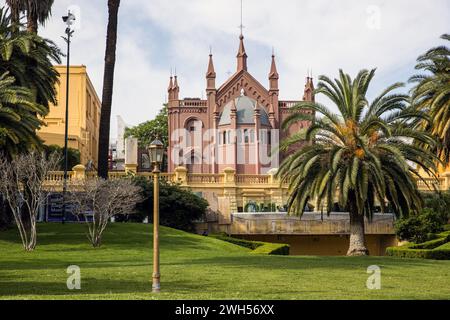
0,7 -> 61,110
410,34 -> 450,164
98,0 -> 121,179
0,71 -> 46,156
5,0 -> 23,27
277,69 -> 438,256
5,0 -> 54,33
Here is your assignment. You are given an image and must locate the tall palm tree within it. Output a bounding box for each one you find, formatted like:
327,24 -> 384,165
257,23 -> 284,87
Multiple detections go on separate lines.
98,0 -> 120,179
5,0 -> 54,33
410,34 -> 450,164
277,69 -> 438,256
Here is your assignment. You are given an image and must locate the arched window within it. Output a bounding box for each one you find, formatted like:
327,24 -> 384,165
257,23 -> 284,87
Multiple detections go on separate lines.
244,129 -> 249,143
249,129 -> 255,143
267,130 -> 271,145
227,131 -> 231,144
223,131 -> 227,145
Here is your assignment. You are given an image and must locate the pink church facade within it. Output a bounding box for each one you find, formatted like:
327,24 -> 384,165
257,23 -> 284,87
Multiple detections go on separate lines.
167,34 -> 315,174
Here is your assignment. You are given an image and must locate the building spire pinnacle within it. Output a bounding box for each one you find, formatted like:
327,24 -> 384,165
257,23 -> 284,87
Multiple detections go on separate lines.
236,0 -> 248,71
269,49 -> 279,79
168,68 -> 173,92
206,49 -> 216,78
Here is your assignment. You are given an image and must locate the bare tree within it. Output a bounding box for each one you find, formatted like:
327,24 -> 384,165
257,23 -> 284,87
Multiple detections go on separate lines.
68,178 -> 142,247
0,151 -> 60,251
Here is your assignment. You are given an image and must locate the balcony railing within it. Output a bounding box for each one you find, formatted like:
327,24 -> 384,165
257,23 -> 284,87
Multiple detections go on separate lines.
236,174 -> 270,184
187,174 -> 224,184
43,167 -> 449,192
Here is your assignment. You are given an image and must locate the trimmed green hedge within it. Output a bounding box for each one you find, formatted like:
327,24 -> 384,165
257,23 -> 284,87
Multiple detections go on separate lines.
386,230 -> 450,260
210,234 -> 290,255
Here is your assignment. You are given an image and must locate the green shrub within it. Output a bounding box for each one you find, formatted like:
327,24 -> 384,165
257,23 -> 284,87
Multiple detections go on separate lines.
408,235 -> 450,249
386,231 -> 450,260
211,234 -> 290,255
422,192 -> 450,222
394,208 -> 445,243
385,247 -> 450,260
252,243 -> 290,255
130,177 -> 208,232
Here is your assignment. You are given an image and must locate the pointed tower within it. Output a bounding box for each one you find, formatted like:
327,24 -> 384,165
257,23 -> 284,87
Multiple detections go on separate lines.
303,76 -> 315,102
236,34 -> 248,71
206,52 -> 217,135
269,52 -> 279,90
206,53 -> 216,90
167,75 -> 174,101
268,51 -> 279,127
173,73 -> 180,101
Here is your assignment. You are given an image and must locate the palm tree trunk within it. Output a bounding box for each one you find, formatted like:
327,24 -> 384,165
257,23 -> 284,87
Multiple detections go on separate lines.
98,0 -> 120,179
347,201 -> 369,256
6,0 -> 21,32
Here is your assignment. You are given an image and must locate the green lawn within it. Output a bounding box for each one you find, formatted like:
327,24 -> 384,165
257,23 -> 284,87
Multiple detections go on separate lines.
0,223 -> 449,300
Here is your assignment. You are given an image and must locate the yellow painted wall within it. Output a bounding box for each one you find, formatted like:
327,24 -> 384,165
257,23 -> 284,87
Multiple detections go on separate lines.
38,65 -> 101,168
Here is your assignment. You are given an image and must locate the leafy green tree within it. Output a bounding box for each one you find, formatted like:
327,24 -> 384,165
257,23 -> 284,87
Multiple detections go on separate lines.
43,144 -> 80,170
125,104 -> 168,169
277,69 -> 438,256
125,104 -> 168,148
132,176 -> 208,232
395,208 -> 445,243
410,34 -> 450,164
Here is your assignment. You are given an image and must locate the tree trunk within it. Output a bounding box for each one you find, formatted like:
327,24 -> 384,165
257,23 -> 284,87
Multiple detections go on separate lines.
0,196 -> 13,230
27,15 -> 38,33
346,202 -> 369,256
98,0 -> 121,179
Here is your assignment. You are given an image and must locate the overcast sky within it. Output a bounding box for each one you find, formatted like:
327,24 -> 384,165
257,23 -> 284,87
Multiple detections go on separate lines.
1,0 -> 449,139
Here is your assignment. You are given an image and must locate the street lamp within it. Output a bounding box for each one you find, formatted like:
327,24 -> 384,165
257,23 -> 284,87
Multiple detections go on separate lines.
61,11 -> 76,224
148,139 -> 164,293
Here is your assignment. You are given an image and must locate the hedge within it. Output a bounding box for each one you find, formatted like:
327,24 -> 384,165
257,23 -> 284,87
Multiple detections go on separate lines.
211,234 -> 290,255
386,230 -> 450,260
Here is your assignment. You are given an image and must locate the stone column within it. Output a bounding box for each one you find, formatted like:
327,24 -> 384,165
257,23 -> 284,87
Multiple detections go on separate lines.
72,164 -> 86,180
175,166 -> 188,187
220,167 -> 238,224
124,137 -> 138,174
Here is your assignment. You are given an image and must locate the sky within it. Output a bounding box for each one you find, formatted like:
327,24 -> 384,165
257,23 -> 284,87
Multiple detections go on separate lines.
1,0 -> 449,139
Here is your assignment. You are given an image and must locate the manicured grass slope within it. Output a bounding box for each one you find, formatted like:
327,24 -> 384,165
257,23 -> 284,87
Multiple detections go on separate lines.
0,224 -> 450,300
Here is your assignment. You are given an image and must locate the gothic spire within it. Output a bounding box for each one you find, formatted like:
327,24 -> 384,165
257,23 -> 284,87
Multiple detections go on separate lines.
269,52 -> 279,80
237,34 -> 248,71
206,52 -> 216,78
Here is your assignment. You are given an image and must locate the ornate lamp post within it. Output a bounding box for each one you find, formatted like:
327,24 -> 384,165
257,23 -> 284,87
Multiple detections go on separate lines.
148,139 -> 164,293
61,11 -> 76,224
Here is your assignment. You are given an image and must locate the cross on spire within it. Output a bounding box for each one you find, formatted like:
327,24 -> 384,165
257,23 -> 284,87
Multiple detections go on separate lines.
238,0 -> 245,36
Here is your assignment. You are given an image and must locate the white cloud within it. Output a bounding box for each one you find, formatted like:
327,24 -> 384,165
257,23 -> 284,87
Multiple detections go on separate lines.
2,0 -> 448,138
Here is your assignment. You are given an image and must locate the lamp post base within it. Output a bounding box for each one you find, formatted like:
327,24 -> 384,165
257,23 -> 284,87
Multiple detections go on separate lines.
152,282 -> 161,293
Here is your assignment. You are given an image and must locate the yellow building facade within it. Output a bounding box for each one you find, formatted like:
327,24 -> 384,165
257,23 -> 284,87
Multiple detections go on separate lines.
38,65 -> 101,168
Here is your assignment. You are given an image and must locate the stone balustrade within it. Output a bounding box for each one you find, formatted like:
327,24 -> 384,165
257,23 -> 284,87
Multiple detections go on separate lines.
44,165 -> 450,192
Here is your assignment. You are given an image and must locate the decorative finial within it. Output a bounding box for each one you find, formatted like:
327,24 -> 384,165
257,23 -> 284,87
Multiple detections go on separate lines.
209,45 -> 212,56
239,0 -> 245,36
